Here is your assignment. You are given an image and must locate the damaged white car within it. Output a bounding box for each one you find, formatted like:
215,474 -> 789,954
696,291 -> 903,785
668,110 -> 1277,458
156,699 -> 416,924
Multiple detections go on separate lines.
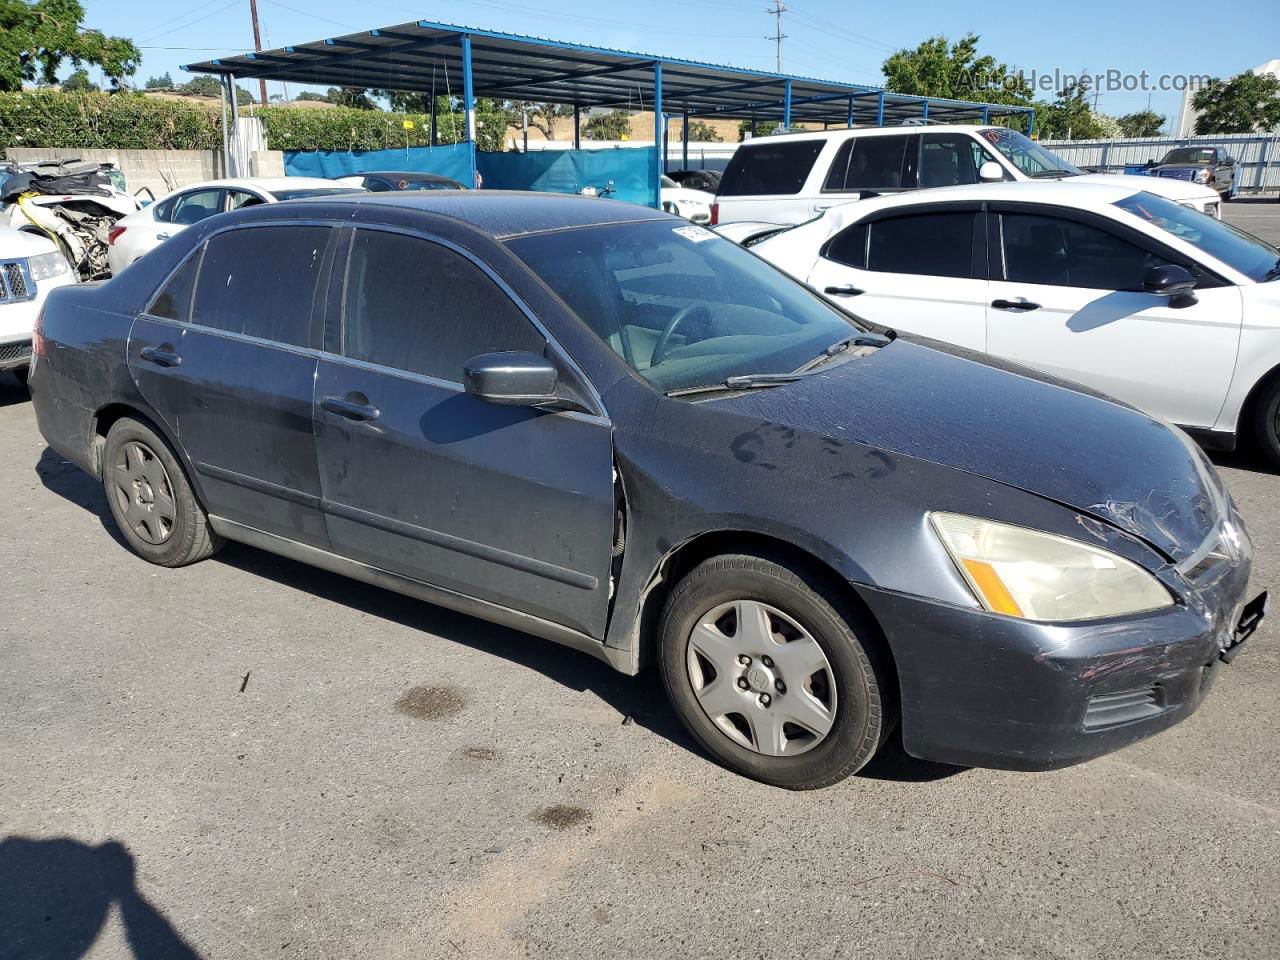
1,160 -> 144,281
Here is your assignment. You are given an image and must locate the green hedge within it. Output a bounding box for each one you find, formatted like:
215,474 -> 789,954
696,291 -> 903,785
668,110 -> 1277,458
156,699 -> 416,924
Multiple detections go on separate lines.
0,91 -> 225,150
0,91 -> 473,153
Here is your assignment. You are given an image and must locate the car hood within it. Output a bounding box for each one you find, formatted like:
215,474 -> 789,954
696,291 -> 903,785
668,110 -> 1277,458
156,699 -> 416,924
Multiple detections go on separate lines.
0,225 -> 57,257
1074,172 -> 1216,202
662,187 -> 714,205
713,338 -> 1222,561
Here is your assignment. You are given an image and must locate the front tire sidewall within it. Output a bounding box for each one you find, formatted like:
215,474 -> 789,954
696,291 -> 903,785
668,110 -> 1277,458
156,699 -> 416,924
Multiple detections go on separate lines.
102,419 -> 208,567
1255,381 -> 1280,470
660,559 -> 885,789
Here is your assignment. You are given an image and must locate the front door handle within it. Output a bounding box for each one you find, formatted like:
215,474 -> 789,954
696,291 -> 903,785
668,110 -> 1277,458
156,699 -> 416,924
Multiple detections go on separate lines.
156,232 -> 171,242
321,395 -> 381,422
991,298 -> 1041,312
139,345 -> 182,367
823,284 -> 865,297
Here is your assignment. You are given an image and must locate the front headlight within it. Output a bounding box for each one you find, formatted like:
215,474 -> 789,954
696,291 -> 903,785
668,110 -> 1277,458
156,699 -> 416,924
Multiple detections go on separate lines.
1195,168 -> 1212,184
931,513 -> 1174,621
26,250 -> 70,281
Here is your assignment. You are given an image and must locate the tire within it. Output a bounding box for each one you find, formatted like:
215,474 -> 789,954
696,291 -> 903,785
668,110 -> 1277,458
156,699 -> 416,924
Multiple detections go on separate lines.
658,553 -> 893,789
1253,377 -> 1280,470
102,417 -> 222,566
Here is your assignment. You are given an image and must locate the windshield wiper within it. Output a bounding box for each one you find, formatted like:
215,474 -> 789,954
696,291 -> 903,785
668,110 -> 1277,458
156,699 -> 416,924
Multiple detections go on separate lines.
794,330 -> 894,372
1029,169 -> 1076,178
666,372 -> 804,397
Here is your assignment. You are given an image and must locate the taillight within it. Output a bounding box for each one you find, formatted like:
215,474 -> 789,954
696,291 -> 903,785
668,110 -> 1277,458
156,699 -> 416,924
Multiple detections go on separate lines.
107,225 -> 126,245
710,202 -> 719,226
32,304 -> 47,361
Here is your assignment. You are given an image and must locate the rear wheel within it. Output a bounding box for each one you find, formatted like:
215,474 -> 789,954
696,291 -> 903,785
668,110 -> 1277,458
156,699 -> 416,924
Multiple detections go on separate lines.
659,553 -> 892,789
102,417 -> 222,566
1254,378 -> 1280,470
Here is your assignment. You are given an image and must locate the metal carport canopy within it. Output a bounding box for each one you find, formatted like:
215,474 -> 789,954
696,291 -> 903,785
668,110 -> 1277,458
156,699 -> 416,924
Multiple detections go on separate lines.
184,19 -> 1034,206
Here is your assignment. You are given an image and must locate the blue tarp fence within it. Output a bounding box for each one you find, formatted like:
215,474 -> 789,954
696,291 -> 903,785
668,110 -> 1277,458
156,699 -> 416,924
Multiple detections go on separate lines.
284,143 -> 475,183
284,144 -> 657,206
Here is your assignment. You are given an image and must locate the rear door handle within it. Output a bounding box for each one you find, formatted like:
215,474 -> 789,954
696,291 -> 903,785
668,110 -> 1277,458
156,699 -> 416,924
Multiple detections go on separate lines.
823,284 -> 864,297
139,345 -> 182,367
991,298 -> 1041,312
321,395 -> 381,422
156,232 -> 171,241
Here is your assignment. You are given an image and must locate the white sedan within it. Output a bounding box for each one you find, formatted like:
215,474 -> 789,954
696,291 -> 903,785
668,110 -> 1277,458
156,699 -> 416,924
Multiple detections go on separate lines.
0,226 -> 75,383
660,175 -> 714,223
106,177 -> 362,274
748,180 -> 1280,465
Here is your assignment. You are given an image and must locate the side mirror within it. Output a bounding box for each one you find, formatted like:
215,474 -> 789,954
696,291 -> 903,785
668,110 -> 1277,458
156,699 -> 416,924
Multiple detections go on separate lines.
978,160 -> 1004,182
1143,264 -> 1198,306
463,351 -> 559,406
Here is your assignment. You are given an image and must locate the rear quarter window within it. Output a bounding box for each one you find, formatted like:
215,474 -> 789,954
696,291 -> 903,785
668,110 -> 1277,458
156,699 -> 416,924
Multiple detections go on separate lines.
718,140 -> 825,196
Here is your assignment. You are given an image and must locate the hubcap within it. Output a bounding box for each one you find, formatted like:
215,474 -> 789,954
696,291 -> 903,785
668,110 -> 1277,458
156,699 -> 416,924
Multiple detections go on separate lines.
685,599 -> 837,756
110,441 -> 176,545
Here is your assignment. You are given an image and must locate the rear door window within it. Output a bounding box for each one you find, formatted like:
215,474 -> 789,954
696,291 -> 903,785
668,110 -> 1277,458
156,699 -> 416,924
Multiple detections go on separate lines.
824,135 -> 912,192
867,212 -> 976,278
718,140 -> 825,196
146,250 -> 201,321
166,189 -> 224,226
824,222 -> 868,269
341,229 -> 545,381
191,225 -> 330,347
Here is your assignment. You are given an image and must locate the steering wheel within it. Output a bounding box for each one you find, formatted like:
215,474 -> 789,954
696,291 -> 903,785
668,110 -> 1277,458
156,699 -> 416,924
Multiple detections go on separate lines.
651,301 -> 712,367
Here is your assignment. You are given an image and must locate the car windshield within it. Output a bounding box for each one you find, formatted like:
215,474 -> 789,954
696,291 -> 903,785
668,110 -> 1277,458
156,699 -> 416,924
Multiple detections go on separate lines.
1161,148 -> 1215,165
506,219 -> 861,394
979,127 -> 1082,178
1114,191 -> 1280,281
268,187 -> 363,201
401,179 -> 464,190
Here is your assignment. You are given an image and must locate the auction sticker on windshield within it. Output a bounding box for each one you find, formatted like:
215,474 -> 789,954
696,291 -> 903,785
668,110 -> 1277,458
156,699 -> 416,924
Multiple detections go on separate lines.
673,225 -> 716,243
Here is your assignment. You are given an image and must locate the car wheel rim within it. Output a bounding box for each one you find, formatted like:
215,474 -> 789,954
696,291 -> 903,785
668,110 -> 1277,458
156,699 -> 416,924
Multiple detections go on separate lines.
110,441 -> 177,545
685,599 -> 838,757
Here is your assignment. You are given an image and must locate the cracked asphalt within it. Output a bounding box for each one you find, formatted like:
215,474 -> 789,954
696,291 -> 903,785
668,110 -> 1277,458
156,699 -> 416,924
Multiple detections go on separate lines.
2,202 -> 1278,959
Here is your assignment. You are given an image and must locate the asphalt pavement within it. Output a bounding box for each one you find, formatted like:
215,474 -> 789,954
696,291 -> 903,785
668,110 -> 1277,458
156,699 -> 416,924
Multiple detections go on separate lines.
1,202 -> 1278,960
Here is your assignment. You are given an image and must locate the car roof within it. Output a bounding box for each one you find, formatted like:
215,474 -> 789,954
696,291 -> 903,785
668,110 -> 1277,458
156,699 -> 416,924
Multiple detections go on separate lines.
818,179 -> 1144,224
356,171 -> 460,181
173,177 -> 344,192
287,190 -> 669,239
742,123 -> 998,146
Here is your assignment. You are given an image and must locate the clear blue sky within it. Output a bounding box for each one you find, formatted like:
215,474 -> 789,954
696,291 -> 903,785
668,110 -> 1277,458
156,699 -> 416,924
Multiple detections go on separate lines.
81,0 -> 1279,129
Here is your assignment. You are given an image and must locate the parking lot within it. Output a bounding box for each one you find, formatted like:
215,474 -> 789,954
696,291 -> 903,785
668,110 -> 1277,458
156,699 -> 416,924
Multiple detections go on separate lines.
2,202 -> 1278,960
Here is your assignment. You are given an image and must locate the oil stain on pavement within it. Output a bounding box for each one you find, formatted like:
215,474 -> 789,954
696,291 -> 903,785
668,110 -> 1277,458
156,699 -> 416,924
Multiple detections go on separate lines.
394,685 -> 465,720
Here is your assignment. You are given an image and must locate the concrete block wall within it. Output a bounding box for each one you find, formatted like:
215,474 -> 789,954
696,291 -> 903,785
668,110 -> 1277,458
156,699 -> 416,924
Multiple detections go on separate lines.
5,147 -> 291,197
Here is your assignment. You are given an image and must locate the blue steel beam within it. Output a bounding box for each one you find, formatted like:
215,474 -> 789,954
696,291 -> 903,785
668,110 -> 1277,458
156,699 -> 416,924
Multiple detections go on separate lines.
462,34 -> 476,188
653,62 -> 663,209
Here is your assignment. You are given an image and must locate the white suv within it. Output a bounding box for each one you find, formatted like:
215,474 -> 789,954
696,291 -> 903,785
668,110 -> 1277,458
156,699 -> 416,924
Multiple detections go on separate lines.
0,227 -> 75,383
712,125 -> 1223,226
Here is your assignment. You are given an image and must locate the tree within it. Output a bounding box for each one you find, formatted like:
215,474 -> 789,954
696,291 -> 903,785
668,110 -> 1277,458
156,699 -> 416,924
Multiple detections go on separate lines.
178,74 -> 252,105
882,33 -> 1032,107
738,119 -> 775,141
144,72 -> 174,90
61,67 -> 97,92
515,101 -> 572,140
1033,79 -> 1105,140
0,0 -> 140,92
1117,110 -> 1164,137
684,119 -> 721,142
584,109 -> 631,140
325,86 -> 374,109
1192,72 -> 1280,134
295,90 -> 327,102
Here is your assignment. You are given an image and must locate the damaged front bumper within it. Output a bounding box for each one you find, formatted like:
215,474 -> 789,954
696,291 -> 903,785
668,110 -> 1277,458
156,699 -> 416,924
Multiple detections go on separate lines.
857,540 -> 1262,771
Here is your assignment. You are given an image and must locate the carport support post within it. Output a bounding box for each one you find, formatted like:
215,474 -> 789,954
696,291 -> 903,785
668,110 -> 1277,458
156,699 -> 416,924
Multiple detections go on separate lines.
462,33 -> 477,188
1027,108 -> 1036,138
847,96 -> 854,128
876,91 -> 885,126
573,104 -> 581,149
682,112 -> 689,171
783,79 -> 792,132
981,106 -> 990,125
653,62 -> 663,209
921,100 -> 929,122
226,73 -> 241,178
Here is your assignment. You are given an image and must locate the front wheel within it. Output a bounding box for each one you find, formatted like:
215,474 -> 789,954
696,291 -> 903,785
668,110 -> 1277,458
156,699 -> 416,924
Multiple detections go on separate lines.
1254,378 -> 1280,470
659,554 -> 892,789
102,417 -> 222,566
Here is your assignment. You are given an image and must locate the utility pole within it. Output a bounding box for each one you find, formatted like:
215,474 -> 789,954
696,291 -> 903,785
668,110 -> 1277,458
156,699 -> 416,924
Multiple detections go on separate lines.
766,2 -> 787,73
248,0 -> 268,106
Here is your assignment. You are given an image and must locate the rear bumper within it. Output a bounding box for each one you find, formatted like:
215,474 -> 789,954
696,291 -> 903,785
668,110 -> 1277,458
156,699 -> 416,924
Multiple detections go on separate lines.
858,554 -> 1258,771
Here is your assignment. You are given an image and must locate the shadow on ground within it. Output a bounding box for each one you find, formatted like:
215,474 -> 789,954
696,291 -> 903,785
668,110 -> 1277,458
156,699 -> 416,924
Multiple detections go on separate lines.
33,444 -> 963,784
1,371 -> 30,408
0,836 -> 201,960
